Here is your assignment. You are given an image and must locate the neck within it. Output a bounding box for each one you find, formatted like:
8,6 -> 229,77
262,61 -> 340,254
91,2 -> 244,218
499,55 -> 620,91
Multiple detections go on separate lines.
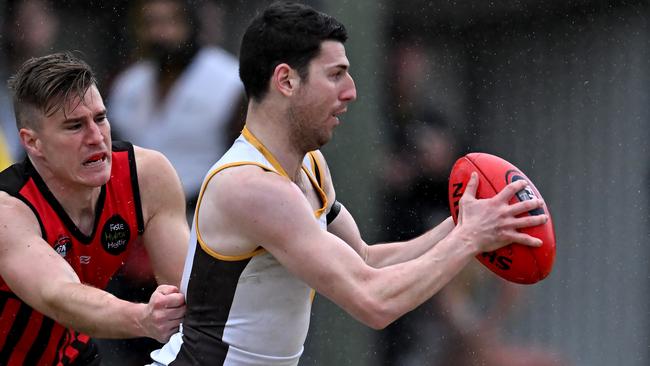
30,158 -> 101,234
245,103 -> 306,182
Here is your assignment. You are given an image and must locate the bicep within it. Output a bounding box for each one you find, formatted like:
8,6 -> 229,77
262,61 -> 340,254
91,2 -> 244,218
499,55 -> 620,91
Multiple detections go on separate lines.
259,207 -> 373,313
141,207 -> 189,287
215,171 -> 372,307
327,204 -> 368,259
136,148 -> 190,286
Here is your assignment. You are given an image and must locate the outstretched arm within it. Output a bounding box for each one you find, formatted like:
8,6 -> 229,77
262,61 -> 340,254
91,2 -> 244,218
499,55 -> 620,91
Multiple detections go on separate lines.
205,167 -> 545,330
0,192 -> 184,342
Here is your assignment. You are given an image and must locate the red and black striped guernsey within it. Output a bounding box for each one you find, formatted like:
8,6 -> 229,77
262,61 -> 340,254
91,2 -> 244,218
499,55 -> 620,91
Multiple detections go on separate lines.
0,141 -> 144,366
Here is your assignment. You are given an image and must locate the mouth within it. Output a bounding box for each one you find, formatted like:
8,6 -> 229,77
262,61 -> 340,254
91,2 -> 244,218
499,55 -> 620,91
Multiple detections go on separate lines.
332,108 -> 348,121
83,152 -> 108,167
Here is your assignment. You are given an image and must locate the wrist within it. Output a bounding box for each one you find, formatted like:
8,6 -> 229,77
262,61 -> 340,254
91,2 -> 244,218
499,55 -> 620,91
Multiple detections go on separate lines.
130,302 -> 149,338
449,225 -> 480,257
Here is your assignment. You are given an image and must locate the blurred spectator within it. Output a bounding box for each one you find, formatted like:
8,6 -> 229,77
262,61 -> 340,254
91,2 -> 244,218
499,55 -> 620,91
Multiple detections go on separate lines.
378,111 -> 466,366
108,0 -> 245,217
380,39 -> 457,241
0,0 -> 61,163
381,115 -> 458,239
99,0 -> 244,364
378,40 -> 567,366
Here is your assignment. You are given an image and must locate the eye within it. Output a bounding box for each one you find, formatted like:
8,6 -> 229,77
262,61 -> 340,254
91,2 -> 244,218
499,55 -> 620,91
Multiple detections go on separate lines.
96,115 -> 108,124
330,70 -> 344,80
66,122 -> 82,131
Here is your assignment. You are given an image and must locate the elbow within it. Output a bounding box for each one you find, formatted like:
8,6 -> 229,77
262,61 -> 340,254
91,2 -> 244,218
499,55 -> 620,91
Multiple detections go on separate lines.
366,318 -> 393,331
353,293 -> 399,330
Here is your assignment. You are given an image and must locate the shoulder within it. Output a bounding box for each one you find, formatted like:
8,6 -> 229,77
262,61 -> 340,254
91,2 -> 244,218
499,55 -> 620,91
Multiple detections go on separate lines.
131,147 -> 186,227
133,146 -> 174,176
204,165 -> 310,238
0,191 -> 39,230
199,165 -> 315,245
209,164 -> 302,209
0,161 -> 27,194
132,146 -> 183,204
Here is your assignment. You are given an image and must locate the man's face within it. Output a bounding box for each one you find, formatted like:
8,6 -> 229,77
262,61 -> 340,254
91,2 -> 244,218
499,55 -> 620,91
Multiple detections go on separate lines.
289,40 -> 357,151
140,0 -> 190,51
23,85 -> 112,189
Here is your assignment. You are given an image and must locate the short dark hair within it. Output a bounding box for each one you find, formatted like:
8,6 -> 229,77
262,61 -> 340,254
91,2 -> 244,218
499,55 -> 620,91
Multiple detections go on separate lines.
239,1 -> 348,102
8,52 -> 97,130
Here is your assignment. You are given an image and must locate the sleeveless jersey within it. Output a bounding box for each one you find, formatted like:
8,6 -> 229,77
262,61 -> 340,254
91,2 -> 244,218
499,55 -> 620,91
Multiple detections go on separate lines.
151,127 -> 329,366
0,141 -> 144,366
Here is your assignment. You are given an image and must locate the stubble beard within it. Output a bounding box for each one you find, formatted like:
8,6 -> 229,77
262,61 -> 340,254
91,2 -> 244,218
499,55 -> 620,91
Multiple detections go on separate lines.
288,104 -> 326,153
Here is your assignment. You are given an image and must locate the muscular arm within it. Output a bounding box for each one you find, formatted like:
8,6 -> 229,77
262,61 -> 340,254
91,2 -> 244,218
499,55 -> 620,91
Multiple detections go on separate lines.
0,193 -> 184,341
135,146 -> 189,287
206,167 -> 545,330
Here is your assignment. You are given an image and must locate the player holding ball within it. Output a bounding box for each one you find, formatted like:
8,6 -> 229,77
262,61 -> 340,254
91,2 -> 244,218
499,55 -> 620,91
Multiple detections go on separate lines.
149,3 -> 551,365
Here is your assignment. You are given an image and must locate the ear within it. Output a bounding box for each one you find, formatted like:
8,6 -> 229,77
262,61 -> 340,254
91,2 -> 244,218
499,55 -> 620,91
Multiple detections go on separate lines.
19,128 -> 43,158
271,63 -> 300,97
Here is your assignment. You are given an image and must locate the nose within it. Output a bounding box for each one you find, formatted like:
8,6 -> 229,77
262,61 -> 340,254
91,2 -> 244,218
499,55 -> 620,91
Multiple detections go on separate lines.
340,73 -> 357,102
85,121 -> 105,145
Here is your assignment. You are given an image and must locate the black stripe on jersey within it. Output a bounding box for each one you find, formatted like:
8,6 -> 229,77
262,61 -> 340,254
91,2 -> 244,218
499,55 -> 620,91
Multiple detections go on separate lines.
170,242 -> 251,365
0,293 -> 6,314
0,159 -> 49,241
24,158 -> 106,244
0,159 -> 29,194
0,161 -> 48,240
114,141 -> 145,234
0,301 -> 33,364
55,329 -> 71,365
23,317 -> 55,365
16,194 -> 49,242
309,152 -> 323,187
310,153 -> 323,187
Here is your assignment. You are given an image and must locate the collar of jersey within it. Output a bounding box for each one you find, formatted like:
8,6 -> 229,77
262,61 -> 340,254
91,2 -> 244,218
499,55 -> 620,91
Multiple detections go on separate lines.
242,125 -> 291,178
241,125 -> 328,218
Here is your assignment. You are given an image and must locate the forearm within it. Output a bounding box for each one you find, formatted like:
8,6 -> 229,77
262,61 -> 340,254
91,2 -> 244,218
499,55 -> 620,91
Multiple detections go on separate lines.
44,282 -> 147,339
337,227 -> 475,329
366,216 -> 455,268
373,230 -> 474,318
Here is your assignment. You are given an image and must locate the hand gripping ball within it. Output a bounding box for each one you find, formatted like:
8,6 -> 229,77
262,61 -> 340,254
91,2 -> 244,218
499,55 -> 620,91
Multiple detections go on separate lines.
448,153 -> 556,284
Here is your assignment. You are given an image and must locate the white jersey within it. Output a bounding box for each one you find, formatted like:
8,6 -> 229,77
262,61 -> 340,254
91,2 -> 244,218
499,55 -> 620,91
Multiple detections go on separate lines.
108,46 -> 243,198
151,128 -> 329,366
